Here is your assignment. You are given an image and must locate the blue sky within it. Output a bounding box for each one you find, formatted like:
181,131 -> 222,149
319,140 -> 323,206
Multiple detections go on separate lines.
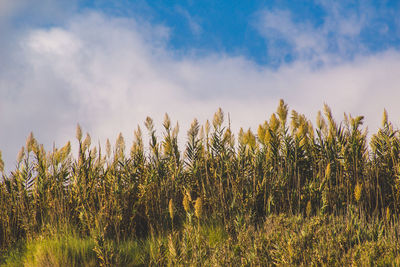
78,0 -> 400,65
1,0 -> 400,170
6,1 -> 400,65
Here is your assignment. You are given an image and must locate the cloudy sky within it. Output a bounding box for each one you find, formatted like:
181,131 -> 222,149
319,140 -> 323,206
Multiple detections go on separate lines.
1,0 -> 400,170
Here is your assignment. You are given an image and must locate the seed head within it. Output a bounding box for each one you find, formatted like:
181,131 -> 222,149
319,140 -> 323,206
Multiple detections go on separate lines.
90,147 -> 97,159
199,126 -> 204,141
269,114 -> 280,132
325,163 -> 331,180
354,183 -> 362,203
145,117 -> 154,132
26,132 -> 35,152
82,133 -> 91,151
172,122 -> 179,138
168,199 -> 174,221
386,207 -> 391,222
76,124 -> 82,141
316,111 -> 324,130
277,99 -> 288,124
17,146 -> 25,163
257,125 -> 266,144
106,139 -> 111,158
163,113 -> 171,130
382,109 -> 388,127
205,120 -> 210,136
306,200 -> 312,217
60,141 -> 71,161
116,133 -> 125,158
183,194 -> 190,213
0,150 -> 4,173
213,108 -> 224,128
194,197 -> 203,219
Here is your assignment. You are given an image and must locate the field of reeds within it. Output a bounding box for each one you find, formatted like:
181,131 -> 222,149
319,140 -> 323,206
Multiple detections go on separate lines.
1,100 -> 400,266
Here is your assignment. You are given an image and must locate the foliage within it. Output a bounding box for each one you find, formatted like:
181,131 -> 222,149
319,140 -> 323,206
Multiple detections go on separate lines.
1,100 -> 400,265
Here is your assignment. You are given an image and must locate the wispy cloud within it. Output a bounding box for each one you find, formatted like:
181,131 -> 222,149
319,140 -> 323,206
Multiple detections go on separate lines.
255,2 -> 377,65
175,6 -> 203,36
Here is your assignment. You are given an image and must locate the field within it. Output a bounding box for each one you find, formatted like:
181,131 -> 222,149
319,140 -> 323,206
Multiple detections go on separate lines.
1,100 -> 400,266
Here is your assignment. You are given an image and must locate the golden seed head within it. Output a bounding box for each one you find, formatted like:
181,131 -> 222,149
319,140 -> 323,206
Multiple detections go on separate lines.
163,113 -> 171,130
134,126 -> 142,141
188,119 -> 199,137
306,201 -> 312,217
243,129 -> 256,150
83,133 -> 91,151
106,139 -> 111,158
291,110 -> 299,131
17,146 -> 25,163
316,111 -> 325,130
354,183 -> 362,203
60,141 -> 71,161
194,197 -> 203,219
26,132 -> 35,152
168,199 -> 174,220
269,114 -> 280,132
183,194 -> 190,213
325,163 -> 331,180
172,122 -> 179,138
323,104 -> 333,122
213,108 -> 224,128
90,147 -> 97,159
276,99 -> 288,124
386,207 -> 391,222
199,126 -> 204,141
308,122 -> 314,138
0,150 -> 4,173
257,125 -> 266,144
145,117 -> 154,132
264,129 -> 272,144
205,120 -> 210,136
238,128 -> 244,145
76,124 -> 82,141
382,109 -> 388,127
116,133 -> 125,153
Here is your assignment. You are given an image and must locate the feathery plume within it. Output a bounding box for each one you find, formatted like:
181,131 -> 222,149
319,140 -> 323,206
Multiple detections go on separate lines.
106,139 -> 111,158
83,133 -> 91,151
76,124 -> 82,141
354,183 -> 362,203
213,108 -> 224,128
0,150 -> 4,173
169,199 -> 174,221
26,132 -> 35,152
183,194 -> 190,213
306,200 -> 312,217
194,197 -> 203,219
17,146 -> 25,163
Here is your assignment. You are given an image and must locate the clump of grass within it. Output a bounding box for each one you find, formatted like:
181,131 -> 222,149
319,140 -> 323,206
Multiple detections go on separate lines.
2,232 -> 96,267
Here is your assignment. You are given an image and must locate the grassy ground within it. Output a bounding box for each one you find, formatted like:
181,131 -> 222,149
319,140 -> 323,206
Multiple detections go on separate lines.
2,213 -> 400,266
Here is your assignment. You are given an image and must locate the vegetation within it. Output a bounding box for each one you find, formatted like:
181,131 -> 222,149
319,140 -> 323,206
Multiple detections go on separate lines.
1,100 -> 400,265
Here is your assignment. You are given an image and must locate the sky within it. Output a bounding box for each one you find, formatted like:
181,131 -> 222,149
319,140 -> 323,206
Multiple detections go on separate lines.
1,0 -> 400,170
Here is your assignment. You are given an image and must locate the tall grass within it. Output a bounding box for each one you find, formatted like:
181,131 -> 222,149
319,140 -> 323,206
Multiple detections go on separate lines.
1,100 -> 400,265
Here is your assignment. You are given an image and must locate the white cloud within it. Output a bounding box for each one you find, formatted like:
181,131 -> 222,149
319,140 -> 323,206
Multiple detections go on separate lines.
0,0 -> 78,25
256,5 -> 368,64
1,11 -> 400,171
